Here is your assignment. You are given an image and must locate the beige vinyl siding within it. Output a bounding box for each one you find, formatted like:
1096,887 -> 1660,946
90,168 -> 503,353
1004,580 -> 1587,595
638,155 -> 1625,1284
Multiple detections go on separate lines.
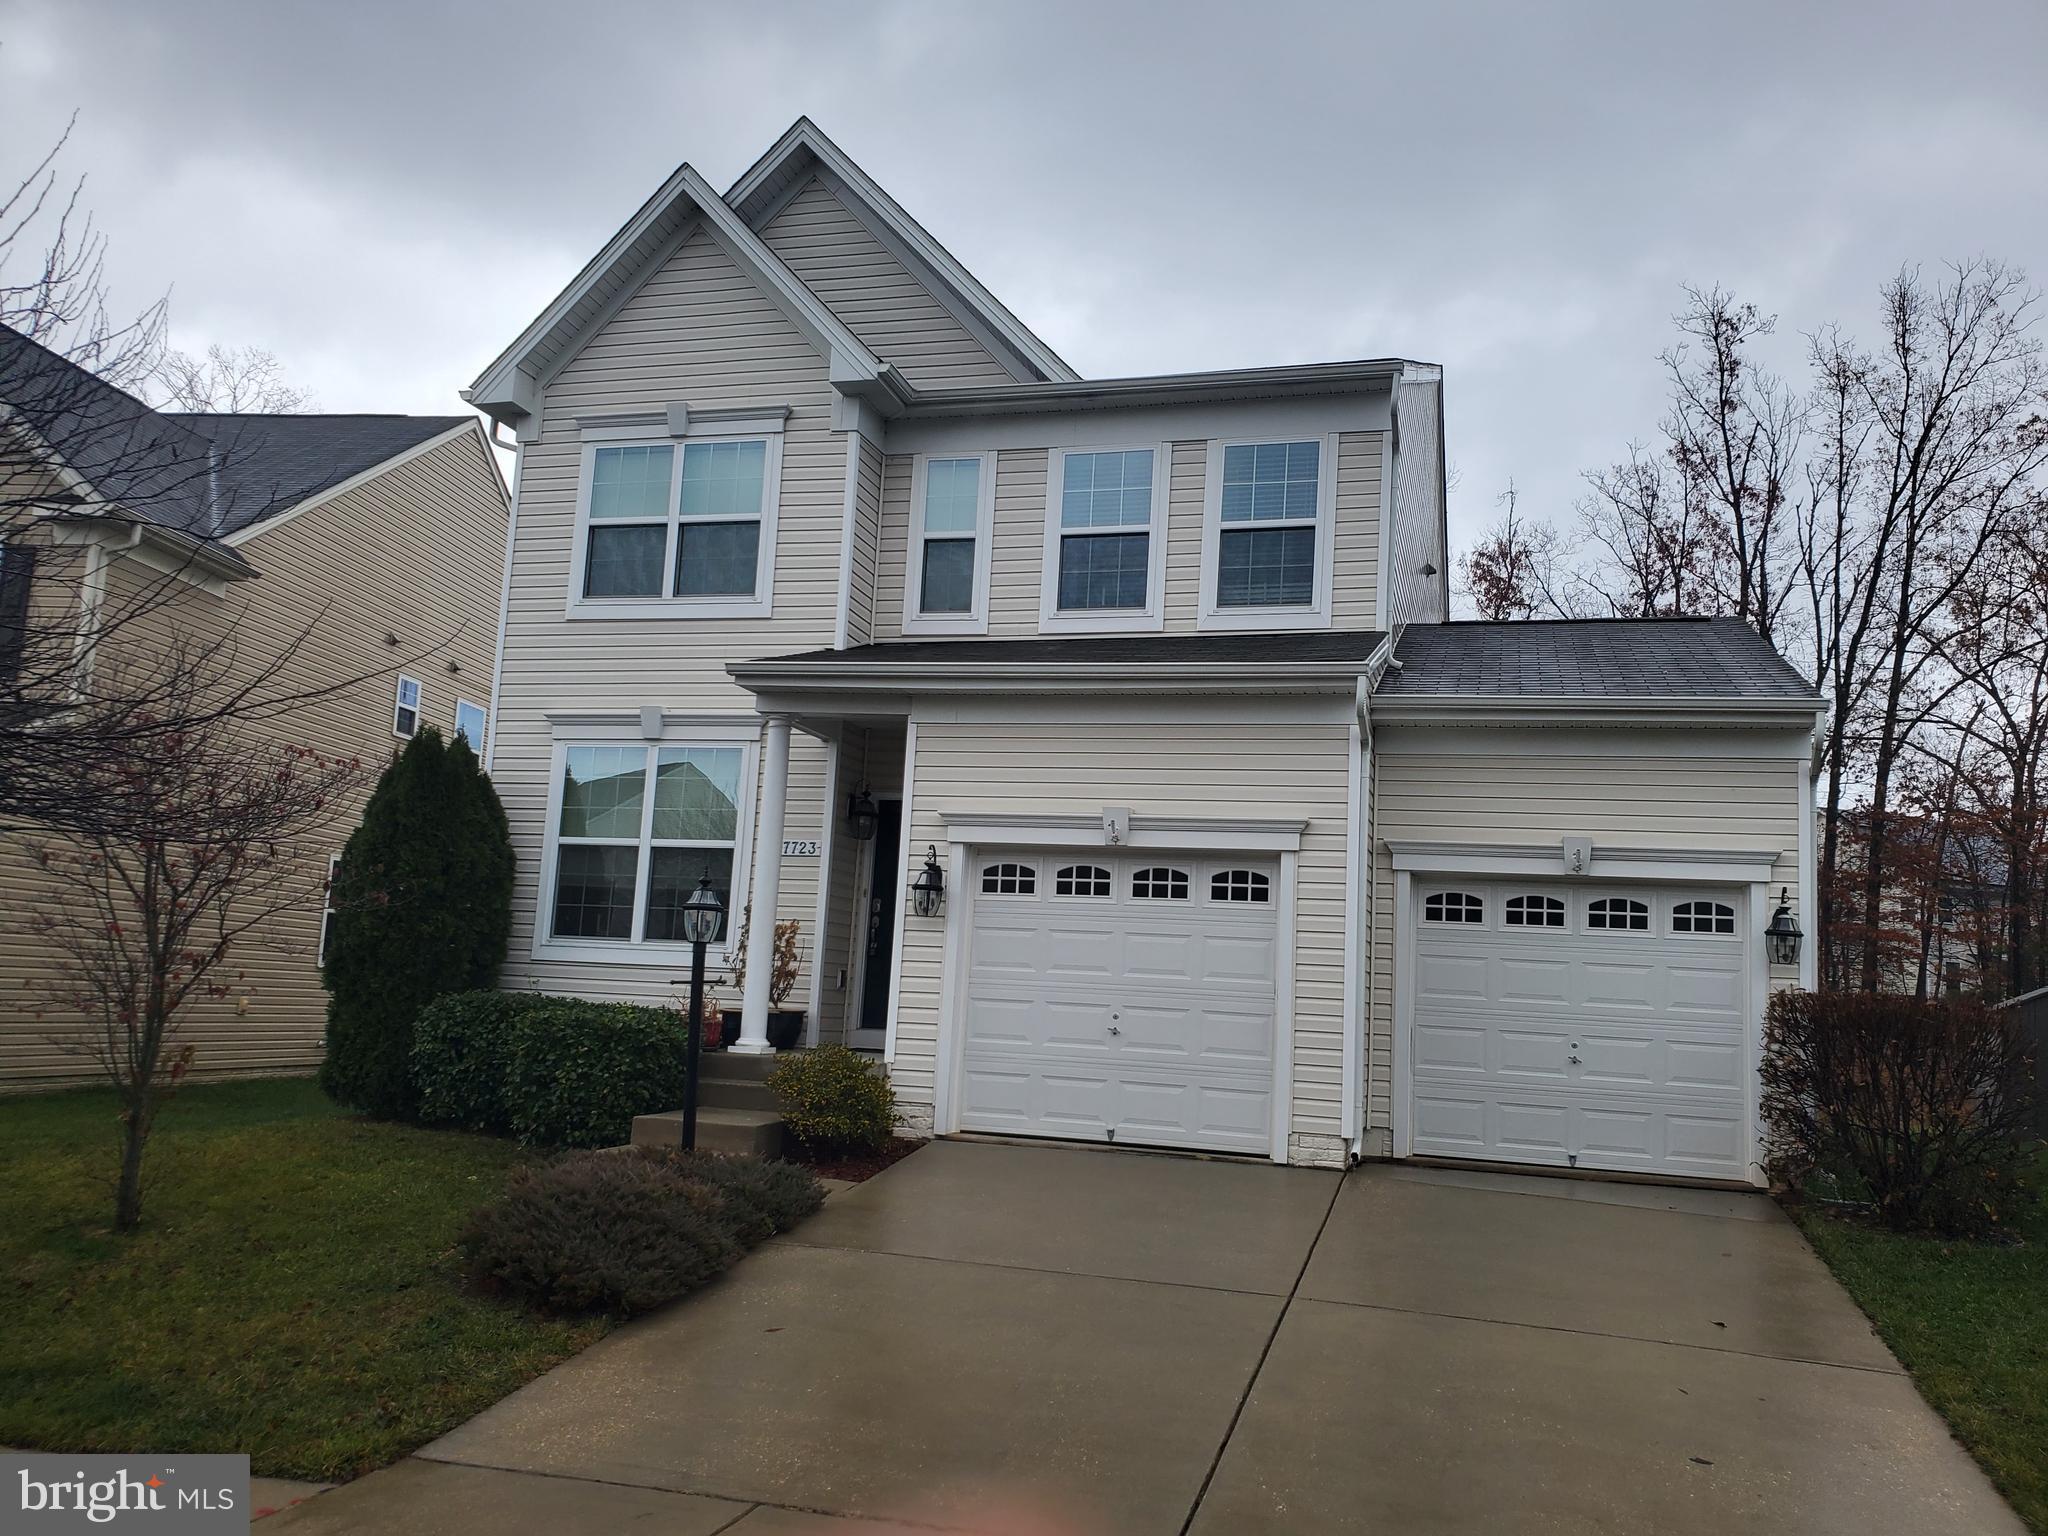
893,715 -> 1355,1143
493,227 -> 847,1007
1,428 -> 508,1088
1385,373 -> 1446,628
758,177 -> 1016,389
843,436 -> 884,647
1364,731 -> 1806,1138
873,431 -> 1384,640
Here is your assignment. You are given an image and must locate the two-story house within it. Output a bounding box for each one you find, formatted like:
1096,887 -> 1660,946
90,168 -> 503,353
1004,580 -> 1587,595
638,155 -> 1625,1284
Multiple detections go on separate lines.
466,120 -> 1822,1182
0,324 -> 509,1087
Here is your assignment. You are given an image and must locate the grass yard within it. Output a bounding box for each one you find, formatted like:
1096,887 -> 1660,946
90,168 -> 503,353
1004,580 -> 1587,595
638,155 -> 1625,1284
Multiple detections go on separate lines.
1793,1148 -> 2048,1534
0,1077 -> 607,1481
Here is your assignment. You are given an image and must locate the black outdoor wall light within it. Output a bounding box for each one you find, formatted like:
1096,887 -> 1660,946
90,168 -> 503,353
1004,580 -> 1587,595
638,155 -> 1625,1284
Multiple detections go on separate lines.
910,844 -> 945,917
846,785 -> 879,842
1765,887 -> 1803,967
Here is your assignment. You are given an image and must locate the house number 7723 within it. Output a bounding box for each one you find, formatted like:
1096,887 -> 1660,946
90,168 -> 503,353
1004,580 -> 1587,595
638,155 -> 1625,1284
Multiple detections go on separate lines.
781,839 -> 820,857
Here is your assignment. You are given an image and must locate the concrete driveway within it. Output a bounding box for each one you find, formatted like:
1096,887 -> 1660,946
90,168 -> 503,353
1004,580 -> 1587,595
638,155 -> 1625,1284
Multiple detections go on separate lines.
271,1141 -> 2021,1535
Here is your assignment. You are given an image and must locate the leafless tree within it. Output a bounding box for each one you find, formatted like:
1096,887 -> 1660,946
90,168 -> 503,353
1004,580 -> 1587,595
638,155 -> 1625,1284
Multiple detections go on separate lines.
31,697 -> 357,1230
1456,481 -> 1581,620
152,343 -> 317,413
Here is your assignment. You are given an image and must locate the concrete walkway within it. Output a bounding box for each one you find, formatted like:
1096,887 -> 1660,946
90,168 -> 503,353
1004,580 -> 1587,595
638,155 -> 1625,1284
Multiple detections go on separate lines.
269,1142 -> 2022,1535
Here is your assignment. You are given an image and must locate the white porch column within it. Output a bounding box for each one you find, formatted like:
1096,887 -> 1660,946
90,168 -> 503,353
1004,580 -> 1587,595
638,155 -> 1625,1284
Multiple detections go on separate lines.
734,714 -> 792,1055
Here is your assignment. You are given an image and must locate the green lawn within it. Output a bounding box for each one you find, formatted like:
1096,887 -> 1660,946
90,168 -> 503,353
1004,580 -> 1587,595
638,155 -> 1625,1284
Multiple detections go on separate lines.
1793,1148 -> 2048,1534
0,1078 -> 607,1481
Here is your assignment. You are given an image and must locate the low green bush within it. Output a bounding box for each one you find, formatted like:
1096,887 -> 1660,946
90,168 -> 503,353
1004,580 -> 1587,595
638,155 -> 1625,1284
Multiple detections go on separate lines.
767,1044 -> 898,1156
660,1149 -> 827,1242
1762,989 -> 2039,1236
412,991 -> 526,1133
502,999 -> 689,1149
459,1150 -> 743,1316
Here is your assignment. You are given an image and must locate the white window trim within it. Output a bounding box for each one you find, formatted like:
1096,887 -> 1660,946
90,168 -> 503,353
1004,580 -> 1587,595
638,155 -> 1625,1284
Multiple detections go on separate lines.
901,450 -> 996,637
454,697 -> 488,752
318,853 -> 341,968
393,675 -> 422,739
565,427 -> 784,622
1197,432 -> 1340,631
1037,442 -> 1170,634
530,719 -> 761,968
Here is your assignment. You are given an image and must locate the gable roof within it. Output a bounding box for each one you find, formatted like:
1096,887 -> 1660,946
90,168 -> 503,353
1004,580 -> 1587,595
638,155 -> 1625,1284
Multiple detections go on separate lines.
725,117 -> 1078,385
1378,618 -> 1818,701
2,322 -> 476,550
164,412 -> 471,536
464,161 -> 898,432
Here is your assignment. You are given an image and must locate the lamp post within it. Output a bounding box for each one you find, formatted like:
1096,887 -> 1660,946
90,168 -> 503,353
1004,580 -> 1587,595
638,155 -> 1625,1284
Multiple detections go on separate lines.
677,874 -> 726,1151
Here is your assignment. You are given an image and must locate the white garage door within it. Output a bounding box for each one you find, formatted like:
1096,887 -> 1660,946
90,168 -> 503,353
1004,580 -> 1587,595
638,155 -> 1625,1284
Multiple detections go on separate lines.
1409,880 -> 1752,1181
957,850 -> 1280,1155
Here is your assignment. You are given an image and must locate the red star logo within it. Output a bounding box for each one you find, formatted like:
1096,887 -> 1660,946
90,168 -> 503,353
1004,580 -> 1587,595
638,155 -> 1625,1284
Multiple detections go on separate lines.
146,1476 -> 164,1488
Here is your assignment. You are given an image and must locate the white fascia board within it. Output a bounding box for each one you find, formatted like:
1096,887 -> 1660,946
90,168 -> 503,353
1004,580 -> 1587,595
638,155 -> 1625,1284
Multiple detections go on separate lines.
728,659 -> 1381,698
939,811 -> 1307,853
727,118 -> 1081,385
1385,839 -> 1783,885
1368,693 -> 1827,729
897,360 -> 1405,421
48,514 -> 256,589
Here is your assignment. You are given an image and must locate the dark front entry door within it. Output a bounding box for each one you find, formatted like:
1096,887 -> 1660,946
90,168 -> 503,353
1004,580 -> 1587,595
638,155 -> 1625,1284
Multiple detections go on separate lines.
856,799 -> 903,1039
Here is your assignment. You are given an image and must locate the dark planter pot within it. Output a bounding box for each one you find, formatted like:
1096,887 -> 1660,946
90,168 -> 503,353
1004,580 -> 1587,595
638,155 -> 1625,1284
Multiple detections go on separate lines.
717,1009 -> 742,1049
767,1009 -> 806,1051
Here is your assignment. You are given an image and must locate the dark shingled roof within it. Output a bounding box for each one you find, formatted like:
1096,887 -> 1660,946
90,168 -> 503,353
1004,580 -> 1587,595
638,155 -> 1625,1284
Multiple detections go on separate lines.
163,412 -> 471,535
1378,617 -> 1816,699
1,323 -> 469,542
751,629 -> 1390,668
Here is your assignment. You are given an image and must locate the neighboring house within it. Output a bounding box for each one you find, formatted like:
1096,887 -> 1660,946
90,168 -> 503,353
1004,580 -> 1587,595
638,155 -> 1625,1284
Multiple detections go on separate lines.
0,325 -> 509,1087
465,118 -> 1823,1183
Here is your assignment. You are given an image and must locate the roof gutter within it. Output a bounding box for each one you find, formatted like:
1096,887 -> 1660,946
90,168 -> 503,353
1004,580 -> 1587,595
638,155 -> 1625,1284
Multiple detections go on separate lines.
897,359 -> 1409,419
729,656 -> 1385,697
1369,693 -> 1827,729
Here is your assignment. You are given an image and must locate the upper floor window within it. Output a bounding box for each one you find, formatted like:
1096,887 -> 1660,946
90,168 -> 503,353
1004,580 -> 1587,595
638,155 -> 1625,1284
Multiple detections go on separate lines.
571,432 -> 781,619
0,540 -> 35,687
393,675 -> 422,739
904,453 -> 994,635
1200,436 -> 1336,630
1039,446 -> 1166,633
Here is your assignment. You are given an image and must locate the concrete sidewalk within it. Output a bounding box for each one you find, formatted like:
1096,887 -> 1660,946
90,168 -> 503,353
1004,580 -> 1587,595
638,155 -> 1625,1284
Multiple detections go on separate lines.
268,1142 -> 2023,1535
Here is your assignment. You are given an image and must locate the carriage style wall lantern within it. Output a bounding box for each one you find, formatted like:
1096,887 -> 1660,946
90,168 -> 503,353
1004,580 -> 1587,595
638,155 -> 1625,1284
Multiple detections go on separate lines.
1765,888 -> 1803,967
846,786 -> 879,842
910,845 -> 946,918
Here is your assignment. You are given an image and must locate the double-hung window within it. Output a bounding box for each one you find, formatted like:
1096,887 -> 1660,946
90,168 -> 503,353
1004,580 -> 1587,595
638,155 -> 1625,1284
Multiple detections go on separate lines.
572,431 -> 781,618
903,452 -> 994,634
1200,436 -> 1337,628
1040,446 -> 1166,632
454,699 -> 488,752
393,675 -> 421,738
540,736 -> 753,960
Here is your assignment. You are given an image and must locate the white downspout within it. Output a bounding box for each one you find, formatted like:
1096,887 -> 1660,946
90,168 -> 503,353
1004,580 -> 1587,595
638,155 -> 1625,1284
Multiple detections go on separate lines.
1346,635 -> 1397,1162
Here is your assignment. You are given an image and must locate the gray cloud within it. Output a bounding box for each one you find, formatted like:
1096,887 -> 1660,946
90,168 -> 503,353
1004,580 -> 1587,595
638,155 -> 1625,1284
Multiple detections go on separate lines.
5,0 -> 2044,570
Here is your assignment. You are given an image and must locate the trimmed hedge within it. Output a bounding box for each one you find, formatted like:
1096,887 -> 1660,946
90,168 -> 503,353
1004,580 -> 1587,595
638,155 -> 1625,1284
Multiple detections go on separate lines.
410,991 -> 689,1149
459,1151 -> 744,1315
412,991 -> 526,1134
767,1043 -> 897,1156
661,1148 -> 827,1243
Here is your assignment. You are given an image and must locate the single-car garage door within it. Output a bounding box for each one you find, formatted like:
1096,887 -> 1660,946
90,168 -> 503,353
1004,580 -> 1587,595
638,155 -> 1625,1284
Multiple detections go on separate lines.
957,850 -> 1280,1155
1408,880 -> 1752,1181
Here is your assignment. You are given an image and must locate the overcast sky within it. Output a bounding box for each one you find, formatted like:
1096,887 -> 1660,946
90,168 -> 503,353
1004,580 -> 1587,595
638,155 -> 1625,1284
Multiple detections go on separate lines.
4,0 -> 2045,577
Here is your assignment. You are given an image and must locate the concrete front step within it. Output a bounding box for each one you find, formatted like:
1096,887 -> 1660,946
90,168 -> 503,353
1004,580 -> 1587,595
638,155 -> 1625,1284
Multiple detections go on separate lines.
632,1106 -> 784,1158
698,1049 -> 781,1082
697,1075 -> 779,1112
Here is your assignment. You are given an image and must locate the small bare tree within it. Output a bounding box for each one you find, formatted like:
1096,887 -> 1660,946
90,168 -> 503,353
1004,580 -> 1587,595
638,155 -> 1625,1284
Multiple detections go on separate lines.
1456,481 -> 1579,620
152,343 -> 317,413
32,706 -> 357,1231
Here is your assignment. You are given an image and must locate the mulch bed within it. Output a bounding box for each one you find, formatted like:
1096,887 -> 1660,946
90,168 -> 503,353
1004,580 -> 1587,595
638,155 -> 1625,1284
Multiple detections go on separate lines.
787,1136 -> 926,1183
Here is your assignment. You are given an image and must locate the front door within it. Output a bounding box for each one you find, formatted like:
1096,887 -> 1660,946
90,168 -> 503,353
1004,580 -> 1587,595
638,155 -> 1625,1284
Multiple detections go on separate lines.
849,798 -> 902,1049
